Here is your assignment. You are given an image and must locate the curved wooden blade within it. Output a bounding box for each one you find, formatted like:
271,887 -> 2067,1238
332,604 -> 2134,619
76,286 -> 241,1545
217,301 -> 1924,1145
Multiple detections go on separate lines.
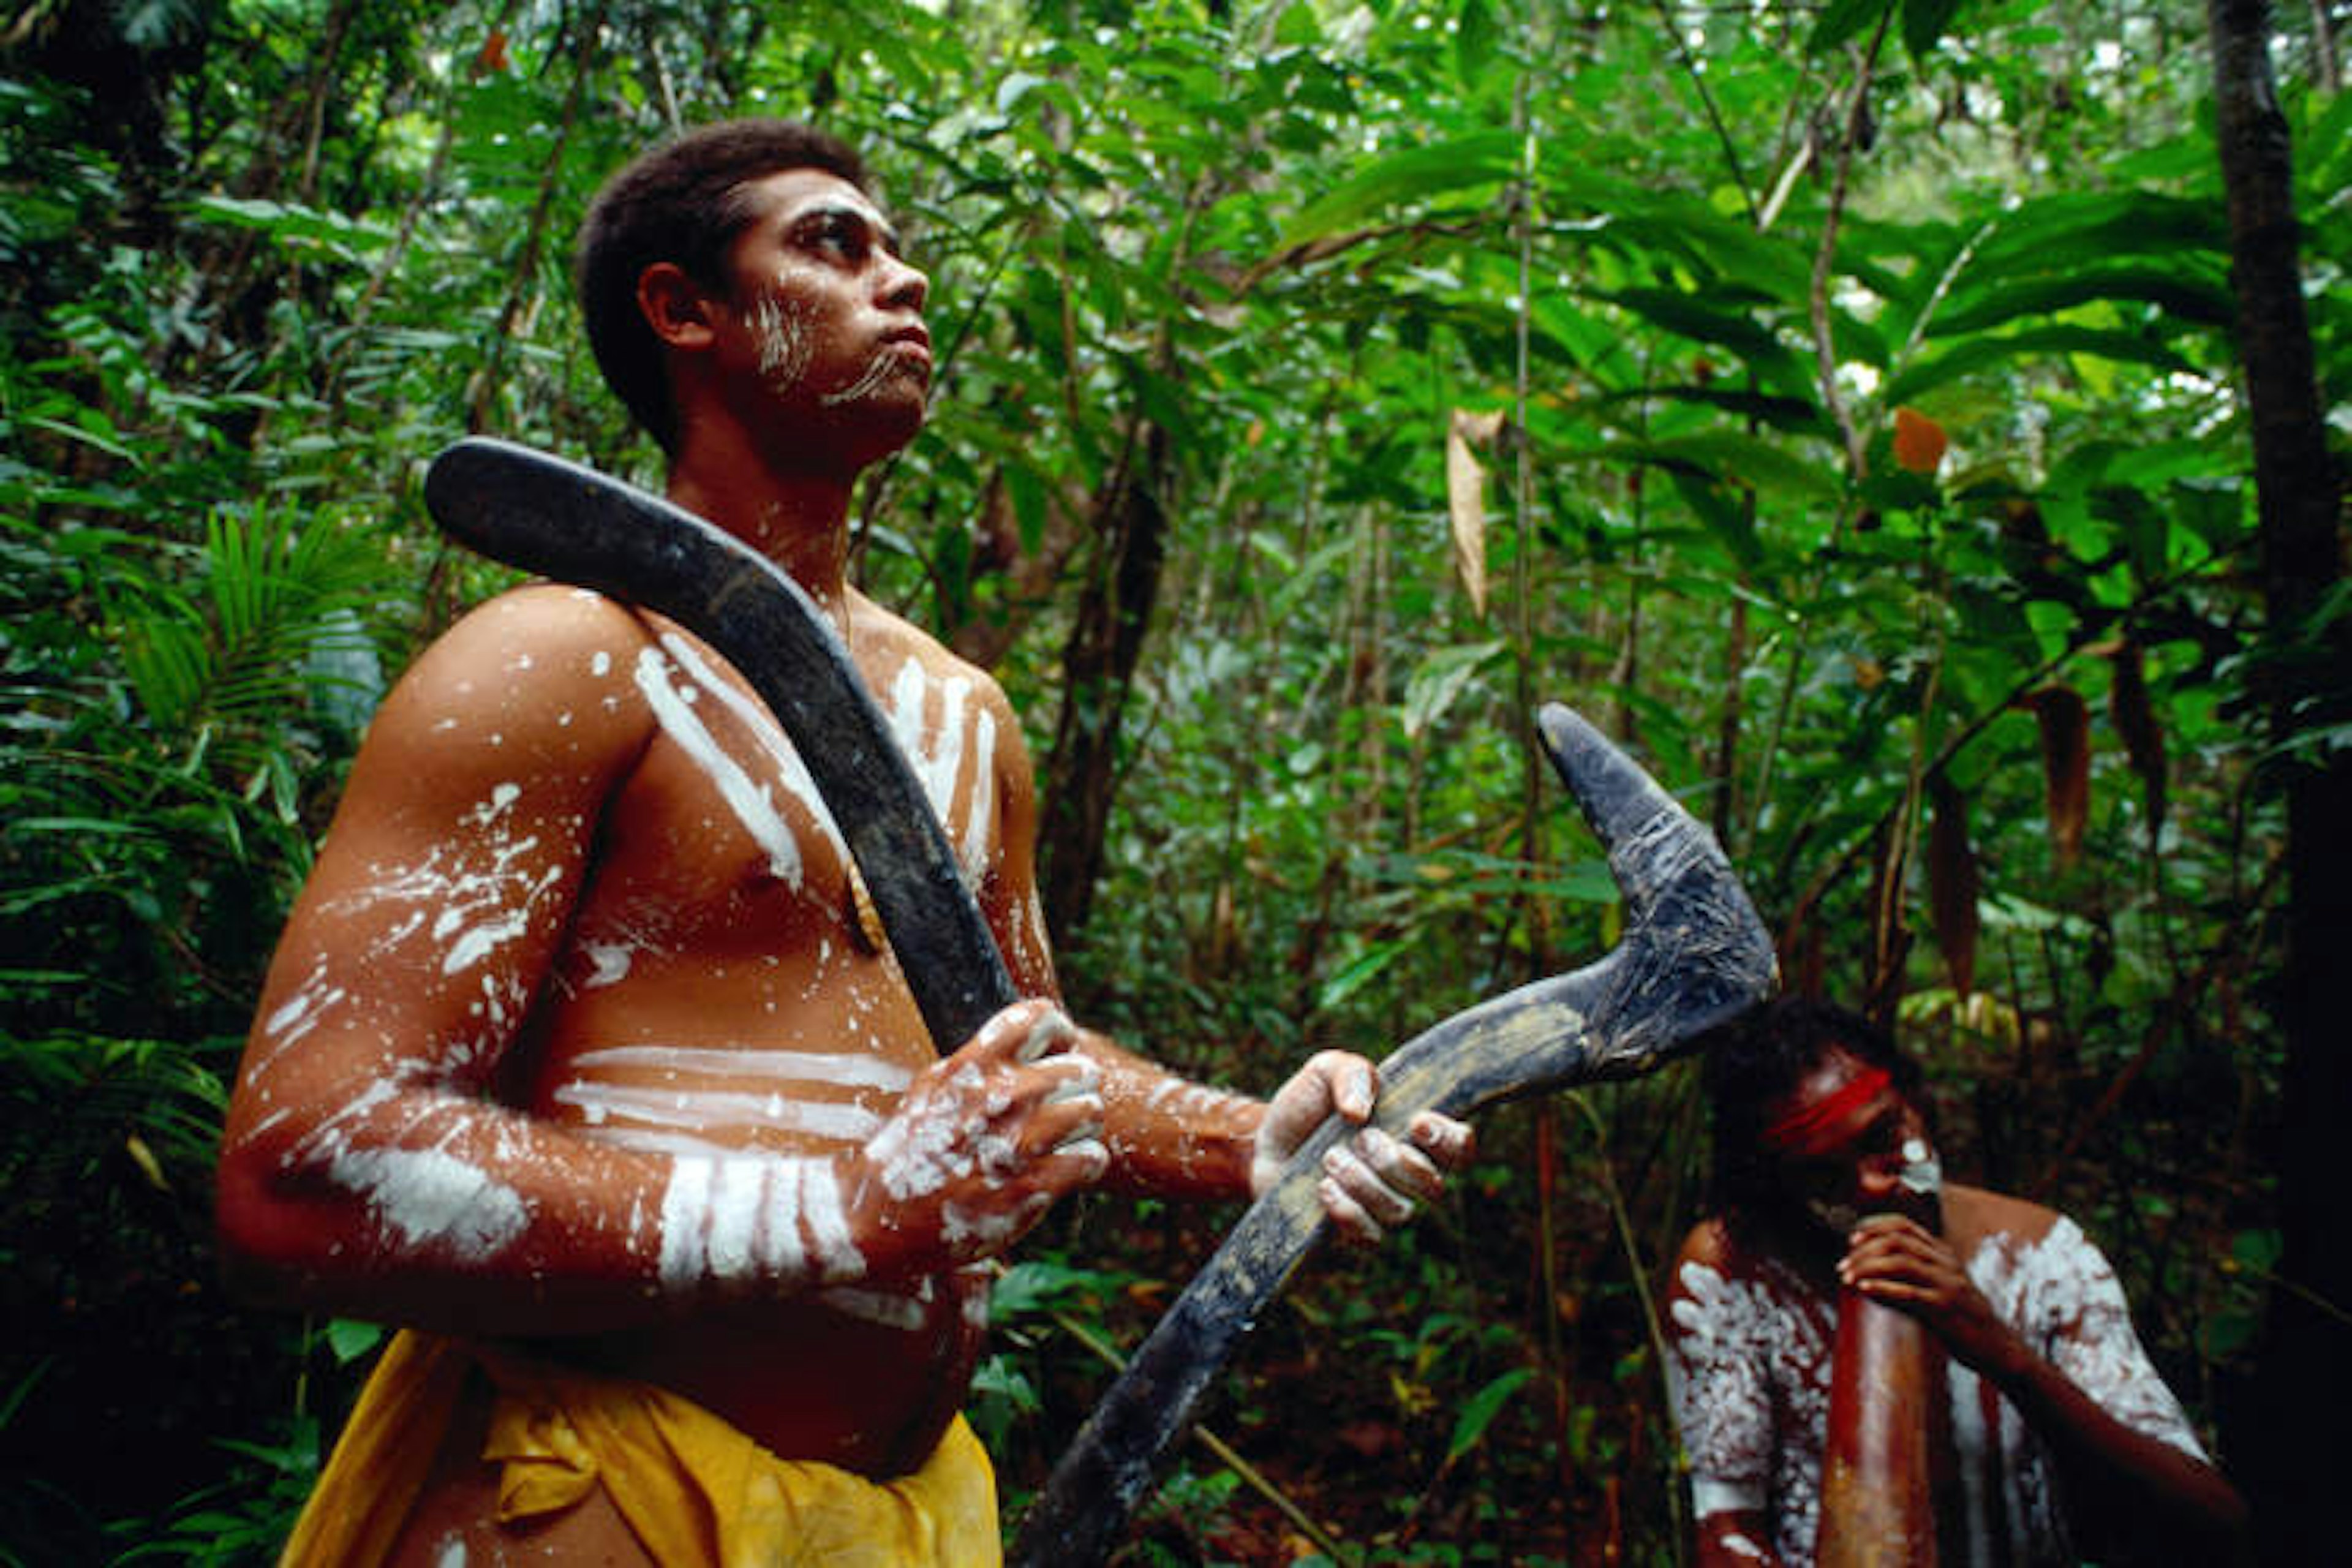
1008,706 -> 1774,1567
421,437 -> 1020,1053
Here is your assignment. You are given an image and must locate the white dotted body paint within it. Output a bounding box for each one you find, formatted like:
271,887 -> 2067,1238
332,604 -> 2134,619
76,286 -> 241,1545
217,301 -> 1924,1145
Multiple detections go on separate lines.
323,783 -> 565,982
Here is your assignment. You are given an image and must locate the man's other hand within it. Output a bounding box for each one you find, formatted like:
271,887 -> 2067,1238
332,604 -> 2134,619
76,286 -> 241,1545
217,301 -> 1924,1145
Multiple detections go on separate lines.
853,1000 -> 1107,1269
1251,1051 -> 1474,1243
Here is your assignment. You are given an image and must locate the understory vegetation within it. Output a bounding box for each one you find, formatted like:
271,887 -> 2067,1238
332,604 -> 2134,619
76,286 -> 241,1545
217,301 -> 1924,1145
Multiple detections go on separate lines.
3,0 -> 2345,1561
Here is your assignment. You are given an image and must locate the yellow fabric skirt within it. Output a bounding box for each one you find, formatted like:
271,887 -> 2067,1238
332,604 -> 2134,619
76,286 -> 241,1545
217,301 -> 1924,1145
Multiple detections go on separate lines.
279,1330 -> 1000,1567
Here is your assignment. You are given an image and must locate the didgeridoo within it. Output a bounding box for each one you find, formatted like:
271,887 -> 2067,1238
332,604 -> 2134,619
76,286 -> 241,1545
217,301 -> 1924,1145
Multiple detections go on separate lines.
1814,1147 -> 1960,1567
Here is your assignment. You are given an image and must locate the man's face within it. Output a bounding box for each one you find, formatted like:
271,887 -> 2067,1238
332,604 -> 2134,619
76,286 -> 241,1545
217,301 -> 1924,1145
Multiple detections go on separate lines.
708,168 -> 932,464
1757,1047 -> 1937,1238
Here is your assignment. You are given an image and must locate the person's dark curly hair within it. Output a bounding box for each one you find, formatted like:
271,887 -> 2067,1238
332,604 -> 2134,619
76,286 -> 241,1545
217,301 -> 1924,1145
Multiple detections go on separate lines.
576,119 -> 870,454
1698,995 -> 1931,1227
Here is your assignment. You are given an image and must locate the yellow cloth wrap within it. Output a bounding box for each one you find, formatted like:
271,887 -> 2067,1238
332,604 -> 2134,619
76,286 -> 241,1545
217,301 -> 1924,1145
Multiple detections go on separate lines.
280,1330 -> 1001,1568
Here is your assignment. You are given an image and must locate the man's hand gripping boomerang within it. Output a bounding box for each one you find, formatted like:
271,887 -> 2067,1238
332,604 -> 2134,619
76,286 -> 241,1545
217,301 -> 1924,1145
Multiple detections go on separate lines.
423,438 -> 1778,1567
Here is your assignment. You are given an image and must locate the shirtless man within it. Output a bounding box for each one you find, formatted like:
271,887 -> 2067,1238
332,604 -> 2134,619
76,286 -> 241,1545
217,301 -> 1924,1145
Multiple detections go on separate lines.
1664,997 -> 2245,1566
215,119 -> 1471,1566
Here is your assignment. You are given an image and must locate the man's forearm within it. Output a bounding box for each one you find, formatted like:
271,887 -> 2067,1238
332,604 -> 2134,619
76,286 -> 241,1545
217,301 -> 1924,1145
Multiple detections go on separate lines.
1988,1348 -> 2247,1559
1077,1031 -> 1261,1199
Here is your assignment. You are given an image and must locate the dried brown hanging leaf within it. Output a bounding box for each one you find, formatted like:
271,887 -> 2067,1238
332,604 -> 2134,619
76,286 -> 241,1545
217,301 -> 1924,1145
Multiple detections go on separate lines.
1927,770 -> 1981,999
2019,685 -> 2091,870
1891,405 -> 1948,475
2108,639 -> 2168,835
1445,409 -> 1505,617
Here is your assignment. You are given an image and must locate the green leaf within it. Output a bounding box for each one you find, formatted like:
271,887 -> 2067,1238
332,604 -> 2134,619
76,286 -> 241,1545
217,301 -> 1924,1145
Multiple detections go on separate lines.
1931,265 -> 2233,336
1887,324 -> 2198,403
1455,0 -> 1500,85
323,1319 -> 385,1365
1597,432 -> 1840,500
1446,1368 -> 1532,1463
1902,0 -> 1962,61
1317,937 -> 1411,1012
1402,641 -> 1505,739
185,194 -> 393,260
1278,130 -> 1522,247
1809,0 -> 1893,53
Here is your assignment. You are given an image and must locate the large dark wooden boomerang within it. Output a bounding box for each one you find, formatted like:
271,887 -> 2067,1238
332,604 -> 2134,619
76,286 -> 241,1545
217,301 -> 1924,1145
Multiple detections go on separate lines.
1008,703 -> 1776,1567
422,436 -> 1020,1053
423,437 -> 1776,1562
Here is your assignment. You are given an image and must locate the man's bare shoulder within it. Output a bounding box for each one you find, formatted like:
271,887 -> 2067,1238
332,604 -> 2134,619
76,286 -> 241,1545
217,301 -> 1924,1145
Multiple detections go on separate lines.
1943,1182 -> 2061,1251
377,584 -> 659,745
848,594 -> 1016,711
1673,1215 -> 1740,1276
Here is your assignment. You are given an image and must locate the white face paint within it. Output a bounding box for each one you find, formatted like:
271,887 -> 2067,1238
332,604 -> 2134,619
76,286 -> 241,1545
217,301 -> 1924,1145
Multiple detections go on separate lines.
748,290 -> 816,394
820,347 -> 909,409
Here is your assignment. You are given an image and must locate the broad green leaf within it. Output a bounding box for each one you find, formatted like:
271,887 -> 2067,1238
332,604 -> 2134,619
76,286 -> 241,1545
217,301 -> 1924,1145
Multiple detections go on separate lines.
324,1319 -> 385,1365
1593,432 -> 1840,500
186,194 -> 393,258
1930,266 -> 2233,337
1887,325 -> 2197,403
1278,130 -> 1521,247
1456,0 -> 1501,85
1603,289 -> 1809,390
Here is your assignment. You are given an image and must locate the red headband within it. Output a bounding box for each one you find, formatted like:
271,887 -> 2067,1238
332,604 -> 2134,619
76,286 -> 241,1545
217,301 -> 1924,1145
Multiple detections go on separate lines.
1760,1063 -> 1891,1155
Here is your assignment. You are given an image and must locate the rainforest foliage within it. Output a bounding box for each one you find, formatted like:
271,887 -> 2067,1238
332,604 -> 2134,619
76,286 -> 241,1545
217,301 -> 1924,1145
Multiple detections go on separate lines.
2,0 -> 2345,1561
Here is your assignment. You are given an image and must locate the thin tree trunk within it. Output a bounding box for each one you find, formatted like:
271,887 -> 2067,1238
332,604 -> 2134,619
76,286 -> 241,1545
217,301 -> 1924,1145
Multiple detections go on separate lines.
1038,422 -> 1171,950
2206,2 -> 2352,1556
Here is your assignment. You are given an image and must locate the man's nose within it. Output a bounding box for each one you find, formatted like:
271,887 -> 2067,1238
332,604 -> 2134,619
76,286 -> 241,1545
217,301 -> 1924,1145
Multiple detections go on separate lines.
879,253 -> 928,313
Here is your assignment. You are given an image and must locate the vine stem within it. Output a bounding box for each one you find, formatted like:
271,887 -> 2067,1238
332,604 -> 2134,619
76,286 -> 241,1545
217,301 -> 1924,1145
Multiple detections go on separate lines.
1568,1091 -> 1687,1568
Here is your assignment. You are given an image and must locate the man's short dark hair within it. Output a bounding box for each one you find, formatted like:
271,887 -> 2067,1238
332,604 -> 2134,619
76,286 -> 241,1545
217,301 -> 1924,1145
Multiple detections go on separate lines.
576,119 -> 870,453
1698,995 -> 1930,1224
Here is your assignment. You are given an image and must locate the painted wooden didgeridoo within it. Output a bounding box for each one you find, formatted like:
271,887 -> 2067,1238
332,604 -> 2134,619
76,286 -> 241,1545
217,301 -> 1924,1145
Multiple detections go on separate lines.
1817,1163 -> 1960,1567
422,437 -> 1778,1565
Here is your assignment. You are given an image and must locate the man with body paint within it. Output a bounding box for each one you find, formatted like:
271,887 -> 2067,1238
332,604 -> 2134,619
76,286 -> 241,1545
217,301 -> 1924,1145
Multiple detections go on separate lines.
1662,997 -> 2245,1566
215,119 -> 1474,1567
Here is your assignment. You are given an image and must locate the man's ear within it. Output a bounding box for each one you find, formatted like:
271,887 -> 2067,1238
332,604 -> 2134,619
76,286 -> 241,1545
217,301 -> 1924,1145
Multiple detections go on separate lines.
637,262 -> 722,350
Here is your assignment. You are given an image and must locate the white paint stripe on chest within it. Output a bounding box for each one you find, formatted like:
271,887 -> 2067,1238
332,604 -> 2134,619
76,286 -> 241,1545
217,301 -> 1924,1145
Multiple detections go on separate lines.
554,1080 -> 883,1142
654,632 -> 851,867
634,645 -> 805,889
570,1044 -> 913,1092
